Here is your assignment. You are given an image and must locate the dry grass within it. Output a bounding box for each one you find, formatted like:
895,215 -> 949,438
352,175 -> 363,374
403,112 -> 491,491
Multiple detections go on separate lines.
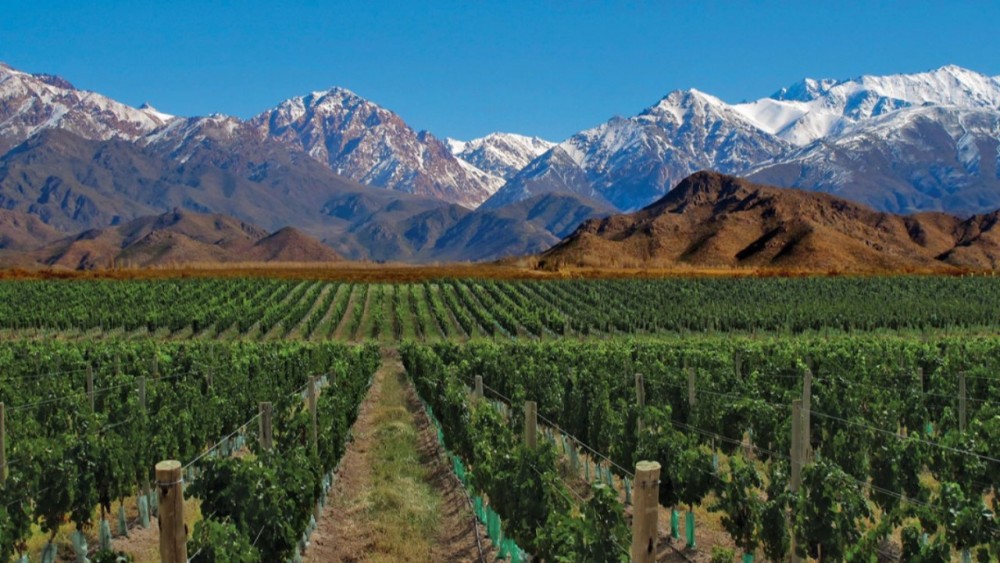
356,370 -> 441,561
0,259 -> 985,283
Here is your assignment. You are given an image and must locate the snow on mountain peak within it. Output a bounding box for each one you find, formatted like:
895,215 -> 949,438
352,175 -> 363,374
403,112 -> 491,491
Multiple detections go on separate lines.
451,132 -> 555,180
735,65 -> 1000,145
0,62 -> 174,154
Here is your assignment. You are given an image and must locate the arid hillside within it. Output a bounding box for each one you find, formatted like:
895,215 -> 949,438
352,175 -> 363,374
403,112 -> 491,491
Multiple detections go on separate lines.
9,209 -> 341,270
539,171 -> 1000,272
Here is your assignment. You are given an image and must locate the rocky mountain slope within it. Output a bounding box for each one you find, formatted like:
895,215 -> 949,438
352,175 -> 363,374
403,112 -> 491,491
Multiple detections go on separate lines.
0,62 -> 173,155
0,63 -> 502,208
247,88 -> 502,207
484,90 -> 790,211
540,172 -> 1000,271
0,127 -> 604,263
5,60 -> 1000,265
0,210 -> 62,250
20,209 -> 341,270
748,105 -> 1000,215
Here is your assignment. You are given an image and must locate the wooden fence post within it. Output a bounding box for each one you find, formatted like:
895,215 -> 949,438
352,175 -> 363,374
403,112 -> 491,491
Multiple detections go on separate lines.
687,366 -> 696,407
524,401 -> 537,449
155,460 -> 187,562
138,376 -> 150,516
802,368 -> 812,460
959,372 -> 967,433
87,365 -> 95,412
631,460 -> 661,563
0,402 -> 6,484
635,373 -> 645,434
259,402 -> 273,450
474,375 -> 483,400
308,376 -> 318,455
790,398 -> 803,563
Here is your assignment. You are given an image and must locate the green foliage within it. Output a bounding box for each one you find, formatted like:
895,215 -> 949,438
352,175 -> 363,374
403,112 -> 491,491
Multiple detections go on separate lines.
536,484 -> 630,562
710,546 -> 736,563
795,459 -> 871,561
937,482 -> 996,555
188,518 -> 259,562
760,462 -> 790,562
901,523 -> 952,562
711,455 -> 762,555
0,339 -> 378,558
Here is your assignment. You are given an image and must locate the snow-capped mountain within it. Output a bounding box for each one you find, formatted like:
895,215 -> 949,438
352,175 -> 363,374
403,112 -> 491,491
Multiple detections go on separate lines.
248,88 -> 503,207
0,62 -> 174,154
448,133 -> 554,179
483,89 -> 789,211
485,65 -> 1000,214
748,105 -> 1000,215
733,65 -> 1000,145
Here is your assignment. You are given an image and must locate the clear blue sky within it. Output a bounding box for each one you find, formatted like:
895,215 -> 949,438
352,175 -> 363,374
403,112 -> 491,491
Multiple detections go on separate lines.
2,1 -> 998,141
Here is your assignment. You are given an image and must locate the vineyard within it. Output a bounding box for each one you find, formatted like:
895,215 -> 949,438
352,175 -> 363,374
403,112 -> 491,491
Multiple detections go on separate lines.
0,276 -> 998,561
3,276 -> 1000,341
403,336 -> 1000,561
0,340 -> 379,561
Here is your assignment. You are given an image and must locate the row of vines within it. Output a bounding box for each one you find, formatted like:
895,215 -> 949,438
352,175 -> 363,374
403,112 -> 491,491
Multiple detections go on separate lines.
0,340 -> 379,561
4,276 -> 1000,341
403,335 -> 1000,561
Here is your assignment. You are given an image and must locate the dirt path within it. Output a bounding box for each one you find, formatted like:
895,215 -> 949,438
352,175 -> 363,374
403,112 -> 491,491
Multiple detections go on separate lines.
306,349 -> 492,562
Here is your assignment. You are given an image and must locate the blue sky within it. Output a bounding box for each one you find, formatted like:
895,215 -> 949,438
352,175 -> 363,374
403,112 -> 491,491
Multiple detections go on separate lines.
2,1 -> 998,141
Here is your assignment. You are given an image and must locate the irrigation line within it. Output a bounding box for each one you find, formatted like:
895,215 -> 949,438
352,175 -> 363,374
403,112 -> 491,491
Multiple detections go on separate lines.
6,368 -> 200,413
528,463 -> 631,560
183,412 -> 262,471
0,365 -> 92,382
809,410 -> 1000,467
251,522 -> 267,547
478,380 -> 635,478
423,406 -> 487,563
7,381 -> 137,412
648,376 -> 792,411
815,374 -> 994,405
667,418 -> 789,466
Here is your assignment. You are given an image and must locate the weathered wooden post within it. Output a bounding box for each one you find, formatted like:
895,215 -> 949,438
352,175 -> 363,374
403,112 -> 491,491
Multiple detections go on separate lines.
138,376 -> 146,411
790,398 -> 803,563
959,372 -> 967,433
524,401 -> 537,449
687,366 -> 696,407
259,402 -> 273,451
474,375 -> 484,400
308,376 -> 319,455
87,365 -> 95,411
156,460 -> 187,562
635,373 -> 645,434
137,376 -> 151,526
802,368 -> 812,460
631,460 -> 661,563
0,402 -> 6,484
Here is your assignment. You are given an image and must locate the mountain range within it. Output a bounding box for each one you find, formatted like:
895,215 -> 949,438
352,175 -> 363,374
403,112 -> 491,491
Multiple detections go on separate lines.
2,61 -> 1000,266
540,171 -> 1000,272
